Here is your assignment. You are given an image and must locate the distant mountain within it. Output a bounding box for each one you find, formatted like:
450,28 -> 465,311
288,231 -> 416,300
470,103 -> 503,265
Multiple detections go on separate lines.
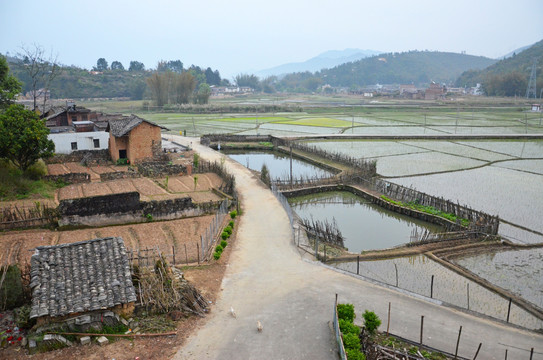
455,39 -> 543,95
500,43 -> 533,59
255,48 -> 381,78
317,51 -> 496,87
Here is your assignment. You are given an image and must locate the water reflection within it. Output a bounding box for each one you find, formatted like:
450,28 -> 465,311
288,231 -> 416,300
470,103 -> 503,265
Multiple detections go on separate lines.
224,150 -> 333,180
454,248 -> 543,308
289,191 -> 442,252
334,255 -> 543,330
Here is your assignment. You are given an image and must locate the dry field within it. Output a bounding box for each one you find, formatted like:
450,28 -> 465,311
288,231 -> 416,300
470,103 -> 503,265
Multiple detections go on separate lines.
0,215 -> 217,266
56,173 -> 223,203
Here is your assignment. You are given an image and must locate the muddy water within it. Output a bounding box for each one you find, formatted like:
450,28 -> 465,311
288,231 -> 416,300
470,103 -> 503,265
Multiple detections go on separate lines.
333,255 -> 543,331
454,248 -> 543,309
289,191 -> 442,252
224,150 -> 333,180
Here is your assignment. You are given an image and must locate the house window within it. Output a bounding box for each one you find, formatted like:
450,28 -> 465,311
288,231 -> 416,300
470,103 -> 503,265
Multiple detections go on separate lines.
82,114 -> 88,121
71,142 -> 78,150
71,116 -> 77,122
93,139 -> 100,148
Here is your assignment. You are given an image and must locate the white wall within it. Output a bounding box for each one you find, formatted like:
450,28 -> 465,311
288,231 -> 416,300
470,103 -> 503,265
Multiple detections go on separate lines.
49,132 -> 109,154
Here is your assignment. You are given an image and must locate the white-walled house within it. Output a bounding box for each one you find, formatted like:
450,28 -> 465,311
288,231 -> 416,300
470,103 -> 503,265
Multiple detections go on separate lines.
48,131 -> 109,154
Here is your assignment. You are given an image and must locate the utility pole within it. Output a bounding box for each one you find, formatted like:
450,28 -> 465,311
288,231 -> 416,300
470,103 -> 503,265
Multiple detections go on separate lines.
526,58 -> 537,99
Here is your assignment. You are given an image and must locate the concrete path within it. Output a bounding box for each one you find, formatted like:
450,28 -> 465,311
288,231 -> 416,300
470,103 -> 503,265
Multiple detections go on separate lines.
168,135 -> 543,360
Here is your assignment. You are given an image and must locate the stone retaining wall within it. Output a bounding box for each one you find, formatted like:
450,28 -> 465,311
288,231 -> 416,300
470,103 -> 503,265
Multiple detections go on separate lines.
44,173 -> 91,184
137,162 -> 188,178
58,191 -> 224,226
100,170 -> 141,181
46,149 -> 110,165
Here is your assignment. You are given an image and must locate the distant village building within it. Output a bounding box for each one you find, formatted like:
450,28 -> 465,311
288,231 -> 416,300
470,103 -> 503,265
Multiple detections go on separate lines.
425,82 -> 446,100
210,86 -> 255,96
106,115 -> 169,164
45,103 -> 98,127
30,237 -> 137,327
531,104 -> 541,112
48,131 -> 109,153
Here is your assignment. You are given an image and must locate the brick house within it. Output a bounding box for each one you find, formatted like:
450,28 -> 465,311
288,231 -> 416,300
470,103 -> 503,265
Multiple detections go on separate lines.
45,104 -> 98,127
106,115 -> 168,164
29,237 -> 137,327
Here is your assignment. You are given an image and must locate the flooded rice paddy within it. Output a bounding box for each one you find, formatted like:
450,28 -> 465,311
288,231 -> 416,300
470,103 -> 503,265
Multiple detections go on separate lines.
288,191 -> 442,252
307,139 -> 543,244
453,248 -> 543,309
333,255 -> 543,330
223,150 -> 333,180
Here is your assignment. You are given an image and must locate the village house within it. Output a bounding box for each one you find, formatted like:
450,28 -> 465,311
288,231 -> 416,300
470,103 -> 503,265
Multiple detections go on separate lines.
45,103 -> 99,127
106,114 -> 169,164
425,82 -> 446,100
29,237 -> 137,329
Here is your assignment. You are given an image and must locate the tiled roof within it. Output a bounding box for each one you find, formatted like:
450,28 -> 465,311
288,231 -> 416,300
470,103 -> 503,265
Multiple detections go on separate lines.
106,114 -> 168,137
30,237 -> 137,319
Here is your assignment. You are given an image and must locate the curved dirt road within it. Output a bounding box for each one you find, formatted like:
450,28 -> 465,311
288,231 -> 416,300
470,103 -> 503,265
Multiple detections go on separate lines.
168,135 -> 542,360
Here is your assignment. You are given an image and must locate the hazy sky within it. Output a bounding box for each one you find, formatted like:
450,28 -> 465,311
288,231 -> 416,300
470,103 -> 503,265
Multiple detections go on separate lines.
1,0 -> 542,79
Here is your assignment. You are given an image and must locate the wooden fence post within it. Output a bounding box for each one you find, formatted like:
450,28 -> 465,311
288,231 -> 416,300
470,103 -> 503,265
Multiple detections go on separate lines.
430,275 -> 434,298
394,263 -> 398,287
420,316 -> 424,345
473,343 -> 482,360
172,246 -> 176,265
197,242 -> 200,264
454,326 -> 462,359
467,283 -> 470,310
357,256 -> 360,275
506,298 -> 512,323
184,244 -> 188,265
387,302 -> 391,336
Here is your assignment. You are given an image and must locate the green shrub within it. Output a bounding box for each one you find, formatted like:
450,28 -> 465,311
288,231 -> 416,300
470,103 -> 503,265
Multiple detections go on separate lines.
220,240 -> 227,248
228,220 -> 234,228
342,333 -> 360,351
230,210 -> 237,219
362,310 -> 381,335
224,226 -> 232,235
0,265 -> 24,310
337,303 -> 355,322
24,160 -> 47,180
221,231 -> 229,240
116,158 -> 128,165
193,153 -> 200,168
339,319 -> 360,336
215,245 -> 223,253
345,348 -> 366,360
213,252 -> 221,260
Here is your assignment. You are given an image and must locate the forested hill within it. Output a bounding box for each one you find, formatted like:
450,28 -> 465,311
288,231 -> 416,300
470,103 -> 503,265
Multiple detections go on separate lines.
455,39 -> 543,96
6,58 -> 224,100
317,51 -> 496,87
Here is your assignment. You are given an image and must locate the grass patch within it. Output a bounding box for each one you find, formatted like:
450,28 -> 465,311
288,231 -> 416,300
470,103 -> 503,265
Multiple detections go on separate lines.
380,195 -> 470,227
0,160 -> 65,201
273,117 -> 352,128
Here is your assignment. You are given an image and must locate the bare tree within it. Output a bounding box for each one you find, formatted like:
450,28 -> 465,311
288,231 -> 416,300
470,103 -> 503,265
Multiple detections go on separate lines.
18,44 -> 62,112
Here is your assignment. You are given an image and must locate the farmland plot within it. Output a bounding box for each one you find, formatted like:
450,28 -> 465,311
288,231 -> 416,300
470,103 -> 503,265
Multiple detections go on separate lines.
391,166 -> 543,240
454,248 -> 543,309
0,216 -> 214,266
333,255 -> 543,330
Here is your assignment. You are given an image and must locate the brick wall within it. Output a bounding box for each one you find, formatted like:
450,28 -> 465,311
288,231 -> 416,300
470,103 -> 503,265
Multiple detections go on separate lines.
127,122 -> 162,164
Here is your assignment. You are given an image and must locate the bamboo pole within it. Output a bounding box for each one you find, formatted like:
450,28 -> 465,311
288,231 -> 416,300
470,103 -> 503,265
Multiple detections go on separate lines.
48,331 -> 177,338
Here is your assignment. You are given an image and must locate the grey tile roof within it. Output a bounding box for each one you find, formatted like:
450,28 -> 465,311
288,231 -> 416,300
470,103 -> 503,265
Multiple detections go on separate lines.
30,237 -> 137,319
106,114 -> 168,137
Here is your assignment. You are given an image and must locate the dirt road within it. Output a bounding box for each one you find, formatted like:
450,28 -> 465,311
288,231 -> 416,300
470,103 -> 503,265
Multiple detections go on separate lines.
167,135 -> 543,360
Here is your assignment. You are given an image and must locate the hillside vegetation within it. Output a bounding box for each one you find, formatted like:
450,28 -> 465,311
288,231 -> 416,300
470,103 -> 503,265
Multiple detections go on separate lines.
318,51 -> 496,87
273,51 -> 496,92
456,39 -> 543,96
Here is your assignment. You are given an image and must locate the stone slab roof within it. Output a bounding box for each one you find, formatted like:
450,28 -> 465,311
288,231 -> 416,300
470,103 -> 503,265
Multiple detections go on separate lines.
106,114 -> 168,137
30,237 -> 137,319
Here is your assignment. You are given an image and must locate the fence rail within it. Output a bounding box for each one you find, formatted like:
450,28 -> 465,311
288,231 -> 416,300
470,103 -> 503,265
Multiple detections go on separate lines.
333,294 -> 348,360
200,199 -> 229,261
